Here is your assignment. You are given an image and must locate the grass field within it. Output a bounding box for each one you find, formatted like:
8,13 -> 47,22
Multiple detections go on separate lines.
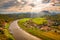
18,18 -> 60,40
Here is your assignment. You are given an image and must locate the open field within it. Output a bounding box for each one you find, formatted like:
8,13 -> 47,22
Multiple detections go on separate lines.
18,18 -> 60,40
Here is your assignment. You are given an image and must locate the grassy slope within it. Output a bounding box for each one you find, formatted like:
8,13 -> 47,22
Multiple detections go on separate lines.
0,23 -> 15,40
18,18 -> 60,40
4,23 -> 15,40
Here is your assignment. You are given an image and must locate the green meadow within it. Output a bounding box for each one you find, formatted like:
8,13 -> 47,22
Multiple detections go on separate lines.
18,18 -> 60,40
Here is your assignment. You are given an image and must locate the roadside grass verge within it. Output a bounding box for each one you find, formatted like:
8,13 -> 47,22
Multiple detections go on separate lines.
4,23 -> 15,40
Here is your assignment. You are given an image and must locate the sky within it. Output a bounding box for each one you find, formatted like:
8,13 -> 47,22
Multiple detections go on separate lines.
0,0 -> 60,12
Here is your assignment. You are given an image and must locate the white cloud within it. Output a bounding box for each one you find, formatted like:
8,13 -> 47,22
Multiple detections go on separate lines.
0,0 -> 60,12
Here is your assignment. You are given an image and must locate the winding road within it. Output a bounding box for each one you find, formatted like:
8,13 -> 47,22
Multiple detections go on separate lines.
9,20 -> 41,40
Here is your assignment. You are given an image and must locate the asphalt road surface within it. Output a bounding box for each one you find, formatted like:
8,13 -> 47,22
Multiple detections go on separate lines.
9,20 -> 42,40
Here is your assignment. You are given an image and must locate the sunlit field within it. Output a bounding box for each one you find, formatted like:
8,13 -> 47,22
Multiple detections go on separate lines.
18,17 -> 60,40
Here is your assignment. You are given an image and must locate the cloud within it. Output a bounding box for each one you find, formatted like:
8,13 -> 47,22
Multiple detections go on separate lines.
0,0 -> 60,12
0,0 -> 17,9
0,0 -> 32,12
0,0 -> 29,12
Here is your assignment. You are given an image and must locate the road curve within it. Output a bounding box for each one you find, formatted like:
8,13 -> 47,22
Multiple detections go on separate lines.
9,20 -> 42,40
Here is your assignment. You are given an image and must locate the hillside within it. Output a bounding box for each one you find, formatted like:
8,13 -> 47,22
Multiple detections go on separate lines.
18,14 -> 60,40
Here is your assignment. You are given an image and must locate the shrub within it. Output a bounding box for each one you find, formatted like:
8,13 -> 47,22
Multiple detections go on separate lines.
0,30 -> 4,34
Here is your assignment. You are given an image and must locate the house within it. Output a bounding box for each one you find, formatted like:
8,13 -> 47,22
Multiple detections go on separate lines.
40,26 -> 51,31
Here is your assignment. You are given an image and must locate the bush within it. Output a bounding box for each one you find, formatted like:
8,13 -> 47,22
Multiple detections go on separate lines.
7,37 -> 13,40
0,30 -> 4,34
